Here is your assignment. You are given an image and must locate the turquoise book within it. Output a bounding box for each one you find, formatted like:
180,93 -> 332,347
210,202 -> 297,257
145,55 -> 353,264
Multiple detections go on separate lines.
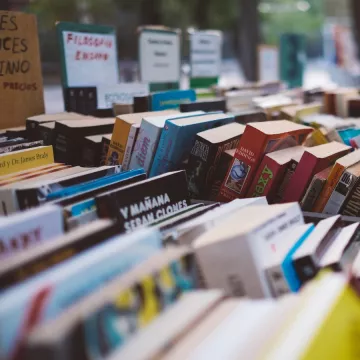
150,113 -> 234,177
151,89 -> 196,111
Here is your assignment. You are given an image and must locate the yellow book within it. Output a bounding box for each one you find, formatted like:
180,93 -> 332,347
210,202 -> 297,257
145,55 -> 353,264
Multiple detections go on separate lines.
106,110 -> 178,166
0,146 -> 54,176
313,150 -> 360,212
281,102 -> 322,123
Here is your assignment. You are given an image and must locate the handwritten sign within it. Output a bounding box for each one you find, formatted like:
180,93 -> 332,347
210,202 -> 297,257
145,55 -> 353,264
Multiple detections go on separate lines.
139,28 -> 180,89
258,45 -> 279,82
0,11 -> 45,130
57,22 -> 119,88
96,83 -> 149,109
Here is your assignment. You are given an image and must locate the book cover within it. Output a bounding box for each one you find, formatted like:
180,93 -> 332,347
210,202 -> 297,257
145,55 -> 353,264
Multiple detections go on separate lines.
99,134 -> 112,166
96,170 -> 190,232
54,118 -> 115,165
129,112 -> 202,174
179,98 -> 226,113
106,110 -> 178,166
0,227 -> 162,360
218,120 -> 313,202
0,146 -> 54,176
313,150 -> 360,213
151,89 -> 196,111
0,205 -> 64,260
187,123 -> 245,199
246,146 -> 306,202
150,113 -> 234,177
323,162 -> 360,215
300,167 -> 332,212
81,133 -> 112,167
121,124 -> 140,171
283,142 -> 351,203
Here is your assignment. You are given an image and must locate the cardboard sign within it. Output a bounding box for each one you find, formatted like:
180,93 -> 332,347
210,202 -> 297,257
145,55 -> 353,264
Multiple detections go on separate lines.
139,28 -> 180,90
57,22 -> 119,88
258,45 -> 279,82
0,11 -> 45,130
96,83 -> 149,109
190,31 -> 222,79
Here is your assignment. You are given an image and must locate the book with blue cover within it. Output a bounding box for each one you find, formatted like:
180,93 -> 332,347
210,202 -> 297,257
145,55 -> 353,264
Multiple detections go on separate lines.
150,113 -> 234,177
151,89 -> 196,111
0,227 -> 161,360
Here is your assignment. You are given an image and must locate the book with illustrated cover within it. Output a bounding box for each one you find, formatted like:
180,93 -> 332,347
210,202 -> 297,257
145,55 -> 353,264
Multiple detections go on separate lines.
0,205 -> 63,260
129,112 -> 202,174
150,113 -> 234,177
246,146 -> 306,203
96,170 -> 190,232
313,150 -> 360,213
217,120 -> 313,202
24,247 -> 198,360
99,134 -> 112,166
0,227 -> 162,360
106,110 -> 177,166
187,123 -> 245,199
283,142 -> 352,203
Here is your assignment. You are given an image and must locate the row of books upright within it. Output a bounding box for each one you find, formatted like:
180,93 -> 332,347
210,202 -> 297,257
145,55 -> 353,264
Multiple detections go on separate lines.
2,85 -> 360,359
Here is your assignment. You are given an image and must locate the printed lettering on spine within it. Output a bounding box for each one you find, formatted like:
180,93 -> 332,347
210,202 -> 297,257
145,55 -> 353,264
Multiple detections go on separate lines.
96,171 -> 190,232
0,11 -> 45,129
189,30 -> 222,88
138,27 -> 181,92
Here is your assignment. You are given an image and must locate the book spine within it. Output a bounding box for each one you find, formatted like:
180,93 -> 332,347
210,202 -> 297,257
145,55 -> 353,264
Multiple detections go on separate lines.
0,141 -> 44,154
300,176 -> 325,212
122,125 -> 139,171
106,120 -> 131,166
323,170 -> 357,215
313,164 -> 344,213
340,178 -> 360,217
81,142 -> 99,167
292,255 -> 319,286
99,138 -> 110,166
266,264 -> 290,298
0,146 -> 54,176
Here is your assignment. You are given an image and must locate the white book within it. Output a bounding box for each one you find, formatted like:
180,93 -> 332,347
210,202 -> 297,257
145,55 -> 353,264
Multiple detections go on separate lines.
335,89 -> 358,118
175,197 -> 268,246
129,111 -> 204,173
0,205 -> 63,259
194,203 -> 304,299
122,124 -> 140,171
113,290 -> 224,360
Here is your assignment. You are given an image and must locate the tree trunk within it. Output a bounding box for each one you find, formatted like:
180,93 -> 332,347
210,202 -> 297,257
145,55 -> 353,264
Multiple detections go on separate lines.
194,0 -> 209,29
350,0 -> 360,60
237,0 -> 260,82
140,0 -> 162,25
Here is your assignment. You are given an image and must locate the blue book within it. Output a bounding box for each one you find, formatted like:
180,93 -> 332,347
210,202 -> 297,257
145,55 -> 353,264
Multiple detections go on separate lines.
151,89 -> 196,111
150,113 -> 234,177
0,227 -> 161,359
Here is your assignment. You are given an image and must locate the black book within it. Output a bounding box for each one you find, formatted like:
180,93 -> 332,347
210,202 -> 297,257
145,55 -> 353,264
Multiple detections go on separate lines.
180,98 -> 226,113
233,109 -> 267,124
340,176 -> 360,217
64,88 -> 77,112
0,137 -> 27,148
38,122 -> 56,146
292,216 -> 342,286
133,95 -> 150,113
96,170 -> 190,232
0,220 -> 119,291
99,134 -> 112,166
54,118 -> 115,165
187,123 -> 245,199
5,126 -> 27,139
80,133 -> 112,167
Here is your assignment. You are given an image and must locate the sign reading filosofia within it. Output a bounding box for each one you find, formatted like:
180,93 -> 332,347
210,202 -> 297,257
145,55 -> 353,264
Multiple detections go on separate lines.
190,31 -> 222,78
139,30 -> 180,83
96,83 -> 149,109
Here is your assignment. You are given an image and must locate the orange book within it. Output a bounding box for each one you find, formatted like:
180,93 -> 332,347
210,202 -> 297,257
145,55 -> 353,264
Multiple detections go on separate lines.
313,150 -> 360,213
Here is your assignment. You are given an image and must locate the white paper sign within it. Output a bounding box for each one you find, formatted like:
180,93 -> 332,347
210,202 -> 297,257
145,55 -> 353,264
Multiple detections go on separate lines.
63,31 -> 119,87
190,32 -> 222,78
139,31 -> 180,83
258,46 -> 279,82
96,83 -> 149,109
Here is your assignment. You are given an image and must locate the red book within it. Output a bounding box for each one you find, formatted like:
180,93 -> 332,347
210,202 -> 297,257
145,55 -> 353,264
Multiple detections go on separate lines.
246,145 -> 306,203
282,142 -> 352,203
217,120 -> 313,202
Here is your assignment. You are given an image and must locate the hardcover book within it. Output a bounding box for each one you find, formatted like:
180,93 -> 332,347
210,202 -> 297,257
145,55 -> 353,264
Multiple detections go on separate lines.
106,110 -> 178,166
218,120 -> 313,202
0,227 -> 162,360
187,123 -> 245,199
283,142 -> 351,203
0,205 -> 63,260
54,118 -> 116,165
151,89 -> 196,111
129,112 -> 202,174
150,113 -> 234,177
246,146 -> 306,203
313,150 -> 360,213
96,170 -> 190,232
